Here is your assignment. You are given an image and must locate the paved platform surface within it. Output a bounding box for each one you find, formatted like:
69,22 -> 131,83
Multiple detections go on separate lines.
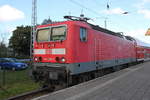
33,61 -> 150,100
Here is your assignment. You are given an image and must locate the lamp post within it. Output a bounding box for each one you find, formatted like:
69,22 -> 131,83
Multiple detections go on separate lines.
122,12 -> 129,14
104,18 -> 108,29
104,11 -> 129,29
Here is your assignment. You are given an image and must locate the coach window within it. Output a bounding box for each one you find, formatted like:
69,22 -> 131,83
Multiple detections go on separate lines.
80,27 -> 87,42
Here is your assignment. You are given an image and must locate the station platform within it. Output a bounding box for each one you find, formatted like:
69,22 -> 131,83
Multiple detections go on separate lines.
33,61 -> 150,100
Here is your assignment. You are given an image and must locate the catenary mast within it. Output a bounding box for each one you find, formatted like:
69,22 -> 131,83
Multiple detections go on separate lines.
30,0 -> 37,62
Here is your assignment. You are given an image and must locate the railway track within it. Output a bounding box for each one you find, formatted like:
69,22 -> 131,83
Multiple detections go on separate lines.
6,62 -> 139,100
6,87 -> 53,100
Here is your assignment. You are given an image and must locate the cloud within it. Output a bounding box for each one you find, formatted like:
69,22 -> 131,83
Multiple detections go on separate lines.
143,0 -> 150,3
0,5 -> 25,22
5,26 -> 16,33
135,0 -> 150,9
102,8 -> 126,15
0,25 -> 16,44
125,29 -> 150,44
138,9 -> 150,19
134,0 -> 150,19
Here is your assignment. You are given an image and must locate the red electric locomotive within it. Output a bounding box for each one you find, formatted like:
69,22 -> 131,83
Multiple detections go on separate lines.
32,15 -> 150,88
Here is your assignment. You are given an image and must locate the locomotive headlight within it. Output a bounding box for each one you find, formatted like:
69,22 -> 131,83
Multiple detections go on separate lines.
34,57 -> 38,61
60,57 -> 66,63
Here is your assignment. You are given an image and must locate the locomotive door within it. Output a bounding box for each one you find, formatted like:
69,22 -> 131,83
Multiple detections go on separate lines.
94,38 -> 101,65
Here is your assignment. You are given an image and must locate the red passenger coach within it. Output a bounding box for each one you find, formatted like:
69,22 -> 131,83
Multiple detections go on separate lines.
143,47 -> 150,61
136,46 -> 145,62
32,15 -> 149,87
136,43 -> 150,62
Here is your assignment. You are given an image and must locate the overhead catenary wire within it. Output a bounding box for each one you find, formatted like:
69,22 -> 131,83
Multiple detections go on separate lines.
90,0 -> 105,7
69,0 -> 131,31
69,0 -> 113,29
69,0 -> 105,18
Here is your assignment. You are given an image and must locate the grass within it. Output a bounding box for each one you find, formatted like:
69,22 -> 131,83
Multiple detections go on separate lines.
0,68 -> 40,100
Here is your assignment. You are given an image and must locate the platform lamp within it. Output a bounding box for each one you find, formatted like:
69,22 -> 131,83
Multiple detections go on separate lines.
145,28 -> 150,36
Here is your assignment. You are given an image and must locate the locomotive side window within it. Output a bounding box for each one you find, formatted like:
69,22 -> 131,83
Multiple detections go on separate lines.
80,27 -> 87,42
37,28 -> 50,42
51,26 -> 66,41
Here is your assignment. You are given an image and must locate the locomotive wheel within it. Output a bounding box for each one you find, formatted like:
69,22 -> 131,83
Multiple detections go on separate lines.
41,82 -> 55,91
113,66 -> 122,71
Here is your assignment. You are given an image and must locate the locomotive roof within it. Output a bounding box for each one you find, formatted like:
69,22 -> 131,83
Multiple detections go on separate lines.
63,15 -> 131,39
88,23 -> 124,39
88,23 -> 137,42
37,19 -> 134,42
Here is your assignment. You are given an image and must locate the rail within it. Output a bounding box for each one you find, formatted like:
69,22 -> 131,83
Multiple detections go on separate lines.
7,87 -> 52,100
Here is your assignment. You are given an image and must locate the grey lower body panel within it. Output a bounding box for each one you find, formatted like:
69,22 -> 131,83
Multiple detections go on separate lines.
34,58 -> 136,75
68,58 -> 136,75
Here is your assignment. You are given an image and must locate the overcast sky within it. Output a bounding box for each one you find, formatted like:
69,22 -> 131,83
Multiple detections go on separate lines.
0,0 -> 150,44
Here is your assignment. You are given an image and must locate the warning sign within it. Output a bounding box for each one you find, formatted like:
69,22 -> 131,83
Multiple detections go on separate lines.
145,28 -> 150,36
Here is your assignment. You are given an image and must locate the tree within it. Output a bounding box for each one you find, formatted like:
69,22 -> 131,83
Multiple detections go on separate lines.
9,26 -> 31,57
41,17 -> 52,25
0,33 -> 8,57
0,41 -> 7,57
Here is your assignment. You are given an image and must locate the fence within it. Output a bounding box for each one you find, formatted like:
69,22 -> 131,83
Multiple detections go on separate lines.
0,63 -> 39,100
0,69 -> 6,86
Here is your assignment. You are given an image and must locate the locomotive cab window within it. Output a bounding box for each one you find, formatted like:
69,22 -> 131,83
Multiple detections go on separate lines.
51,26 -> 66,41
36,26 -> 66,42
80,27 -> 87,42
37,28 -> 50,42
